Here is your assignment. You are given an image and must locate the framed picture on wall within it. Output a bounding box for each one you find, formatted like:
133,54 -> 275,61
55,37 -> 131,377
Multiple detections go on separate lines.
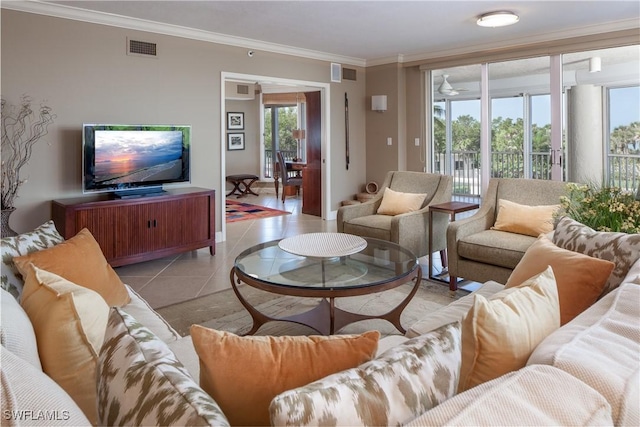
227,112 -> 244,130
227,132 -> 245,150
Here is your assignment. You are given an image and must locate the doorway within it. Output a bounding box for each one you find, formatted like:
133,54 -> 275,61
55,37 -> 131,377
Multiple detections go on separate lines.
220,72 -> 331,242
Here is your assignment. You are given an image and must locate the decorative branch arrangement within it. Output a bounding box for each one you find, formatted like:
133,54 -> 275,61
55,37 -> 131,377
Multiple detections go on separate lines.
1,96 -> 56,210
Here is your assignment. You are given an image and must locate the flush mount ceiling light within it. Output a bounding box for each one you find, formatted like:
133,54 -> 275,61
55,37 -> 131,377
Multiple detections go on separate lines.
477,11 -> 519,27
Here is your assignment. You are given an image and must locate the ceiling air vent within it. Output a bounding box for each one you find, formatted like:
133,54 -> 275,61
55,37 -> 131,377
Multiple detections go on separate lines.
127,38 -> 158,58
343,68 -> 357,81
237,85 -> 249,95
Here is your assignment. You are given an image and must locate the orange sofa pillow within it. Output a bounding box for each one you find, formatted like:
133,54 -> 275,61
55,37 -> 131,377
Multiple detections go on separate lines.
191,326 -> 380,426
14,228 -> 130,307
505,234 -> 614,325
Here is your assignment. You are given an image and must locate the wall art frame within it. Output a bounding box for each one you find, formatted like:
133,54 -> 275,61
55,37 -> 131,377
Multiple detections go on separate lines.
227,132 -> 245,150
227,112 -> 244,130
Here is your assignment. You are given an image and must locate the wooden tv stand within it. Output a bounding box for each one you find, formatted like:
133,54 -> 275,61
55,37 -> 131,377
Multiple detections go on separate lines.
52,187 -> 215,267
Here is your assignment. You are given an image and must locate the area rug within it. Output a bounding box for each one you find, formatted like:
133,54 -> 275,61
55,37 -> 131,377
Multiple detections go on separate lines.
156,281 -> 462,338
225,199 -> 290,223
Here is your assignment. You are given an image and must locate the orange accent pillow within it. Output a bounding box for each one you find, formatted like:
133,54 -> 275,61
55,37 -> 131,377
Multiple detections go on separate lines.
20,265 -> 109,424
505,234 -> 614,325
491,199 -> 560,237
377,188 -> 427,216
14,228 -> 130,307
190,326 -> 380,426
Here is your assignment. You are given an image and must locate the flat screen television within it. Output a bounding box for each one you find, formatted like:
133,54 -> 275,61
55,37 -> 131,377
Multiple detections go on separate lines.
83,124 -> 191,197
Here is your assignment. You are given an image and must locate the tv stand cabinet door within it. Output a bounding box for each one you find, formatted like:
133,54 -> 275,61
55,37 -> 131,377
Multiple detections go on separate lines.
113,197 -> 210,256
72,206 -> 119,260
115,202 -> 165,257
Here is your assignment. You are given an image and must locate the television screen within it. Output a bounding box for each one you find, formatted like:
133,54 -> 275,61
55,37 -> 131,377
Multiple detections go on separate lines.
83,124 -> 191,195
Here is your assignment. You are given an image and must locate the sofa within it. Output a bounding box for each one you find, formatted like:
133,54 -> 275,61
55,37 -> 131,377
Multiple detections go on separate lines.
447,178 -> 570,286
1,218 -> 639,426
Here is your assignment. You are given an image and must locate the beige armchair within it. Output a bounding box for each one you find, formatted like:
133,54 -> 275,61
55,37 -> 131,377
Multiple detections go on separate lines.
337,171 -> 453,258
447,178 -> 570,288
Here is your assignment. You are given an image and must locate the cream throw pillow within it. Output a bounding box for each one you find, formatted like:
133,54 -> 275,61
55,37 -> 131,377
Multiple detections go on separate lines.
458,266 -> 560,392
506,234 -> 615,325
191,326 -> 380,426
14,228 -> 130,307
491,199 -> 560,237
20,265 -> 109,424
377,187 -> 427,216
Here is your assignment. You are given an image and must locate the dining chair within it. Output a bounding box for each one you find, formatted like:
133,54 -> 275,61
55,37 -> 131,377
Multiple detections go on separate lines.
276,151 -> 303,203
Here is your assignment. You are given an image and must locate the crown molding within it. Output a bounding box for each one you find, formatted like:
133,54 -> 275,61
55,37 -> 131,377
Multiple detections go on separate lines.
3,1 -> 637,69
397,18 -> 640,66
1,0 -> 368,67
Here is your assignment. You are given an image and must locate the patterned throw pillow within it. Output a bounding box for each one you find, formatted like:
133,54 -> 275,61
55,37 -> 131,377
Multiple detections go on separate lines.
97,308 -> 230,427
269,322 -> 461,427
553,216 -> 640,294
0,220 -> 63,300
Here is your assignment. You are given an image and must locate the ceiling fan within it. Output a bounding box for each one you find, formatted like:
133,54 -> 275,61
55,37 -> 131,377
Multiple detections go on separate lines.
437,74 -> 468,96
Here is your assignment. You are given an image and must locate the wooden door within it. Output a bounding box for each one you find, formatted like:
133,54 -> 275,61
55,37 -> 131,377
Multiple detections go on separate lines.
302,91 -> 322,216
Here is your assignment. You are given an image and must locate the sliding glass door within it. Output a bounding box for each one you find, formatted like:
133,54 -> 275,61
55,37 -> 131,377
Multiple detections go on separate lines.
428,44 -> 639,195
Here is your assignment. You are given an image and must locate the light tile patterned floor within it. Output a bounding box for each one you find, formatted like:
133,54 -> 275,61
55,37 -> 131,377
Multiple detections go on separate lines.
115,188 -> 479,309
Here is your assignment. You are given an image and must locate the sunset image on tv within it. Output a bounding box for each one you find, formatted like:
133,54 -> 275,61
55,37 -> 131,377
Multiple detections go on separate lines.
94,130 -> 183,185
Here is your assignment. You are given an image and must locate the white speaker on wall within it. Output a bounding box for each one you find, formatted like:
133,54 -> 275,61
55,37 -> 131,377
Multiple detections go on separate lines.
331,63 -> 342,83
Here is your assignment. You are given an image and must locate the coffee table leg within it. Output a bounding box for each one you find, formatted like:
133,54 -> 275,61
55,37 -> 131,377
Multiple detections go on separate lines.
229,267 -> 271,335
230,267 -> 332,335
332,268 -> 422,335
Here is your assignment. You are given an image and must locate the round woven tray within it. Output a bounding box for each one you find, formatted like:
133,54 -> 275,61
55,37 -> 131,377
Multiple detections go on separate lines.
278,233 -> 367,258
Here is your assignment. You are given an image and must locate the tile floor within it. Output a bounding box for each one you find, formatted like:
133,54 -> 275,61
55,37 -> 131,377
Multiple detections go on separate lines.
115,188 -> 478,309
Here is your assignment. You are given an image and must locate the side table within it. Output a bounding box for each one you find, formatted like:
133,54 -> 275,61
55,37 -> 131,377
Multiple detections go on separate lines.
428,201 -> 479,295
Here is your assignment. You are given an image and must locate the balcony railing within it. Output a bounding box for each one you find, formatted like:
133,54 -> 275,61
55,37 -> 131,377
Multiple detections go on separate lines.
435,150 -> 639,196
608,153 -> 640,193
264,149 -> 298,178
262,149 -> 638,194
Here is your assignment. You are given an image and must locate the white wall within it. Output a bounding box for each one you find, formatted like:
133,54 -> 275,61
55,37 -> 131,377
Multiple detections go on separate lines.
1,10 -> 366,233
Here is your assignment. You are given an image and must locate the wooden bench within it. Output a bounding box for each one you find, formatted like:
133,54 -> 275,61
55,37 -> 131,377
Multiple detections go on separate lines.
226,174 -> 259,198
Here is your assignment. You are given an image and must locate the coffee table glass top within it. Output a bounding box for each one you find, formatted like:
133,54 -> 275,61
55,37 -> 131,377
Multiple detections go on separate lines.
234,235 -> 417,290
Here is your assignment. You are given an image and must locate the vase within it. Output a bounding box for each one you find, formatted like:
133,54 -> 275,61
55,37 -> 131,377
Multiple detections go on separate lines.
1,208 -> 18,238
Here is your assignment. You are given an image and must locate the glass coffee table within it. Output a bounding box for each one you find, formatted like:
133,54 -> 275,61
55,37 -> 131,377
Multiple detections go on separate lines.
230,233 -> 421,335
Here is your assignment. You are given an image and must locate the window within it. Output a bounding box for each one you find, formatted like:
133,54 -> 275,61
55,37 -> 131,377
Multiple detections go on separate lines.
607,85 -> 640,191
427,44 -> 639,195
